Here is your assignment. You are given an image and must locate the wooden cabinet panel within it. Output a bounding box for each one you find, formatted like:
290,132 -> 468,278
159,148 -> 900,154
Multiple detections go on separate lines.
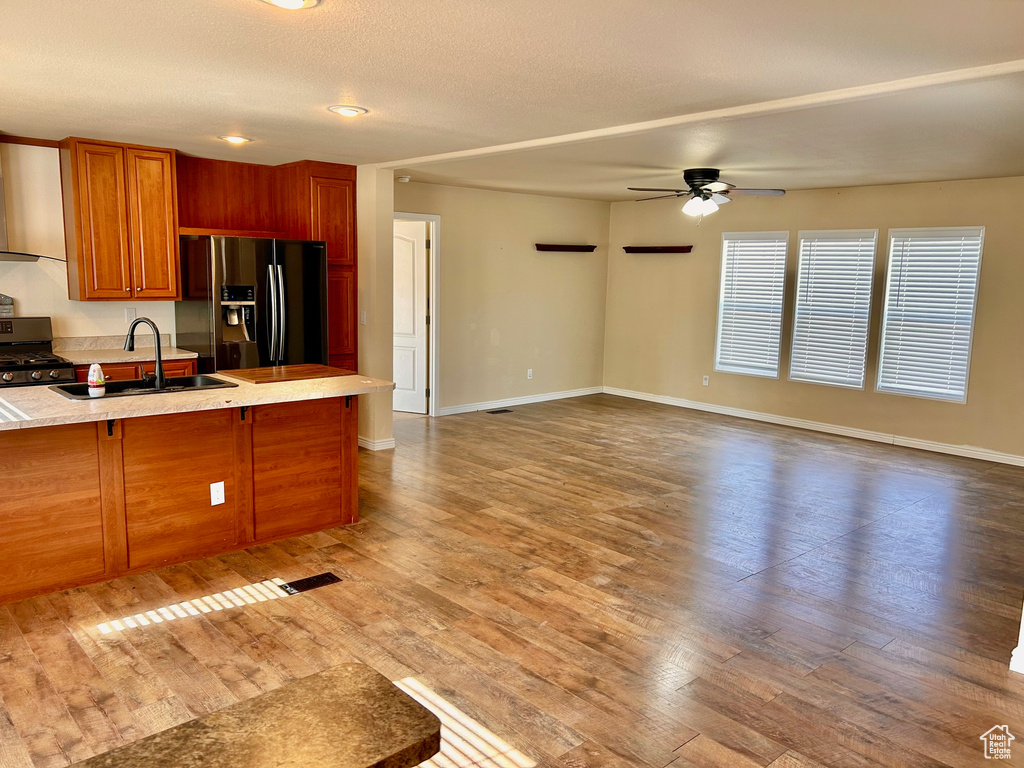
327,266 -> 356,357
60,137 -> 179,301
329,354 -> 357,372
311,176 -> 355,266
140,359 -> 196,377
126,148 -> 180,299
74,360 -> 195,382
74,362 -> 140,382
66,141 -> 132,299
252,399 -> 345,541
0,423 -> 106,602
122,409 -> 239,570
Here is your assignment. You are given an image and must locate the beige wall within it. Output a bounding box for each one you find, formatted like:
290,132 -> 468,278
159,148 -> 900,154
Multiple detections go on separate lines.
604,175 -> 1024,456
394,182 -> 610,409
0,143 -> 175,338
356,166 -> 396,444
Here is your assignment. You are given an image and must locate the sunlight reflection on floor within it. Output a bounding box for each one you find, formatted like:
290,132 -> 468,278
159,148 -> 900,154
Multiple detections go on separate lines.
394,678 -> 537,768
96,579 -> 291,634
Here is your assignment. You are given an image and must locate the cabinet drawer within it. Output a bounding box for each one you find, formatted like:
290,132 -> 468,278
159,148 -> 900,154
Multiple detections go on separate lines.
141,359 -> 196,377
75,363 -> 140,382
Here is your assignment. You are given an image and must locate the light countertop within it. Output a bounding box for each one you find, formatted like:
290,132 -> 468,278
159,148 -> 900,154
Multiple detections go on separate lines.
0,372 -> 394,431
59,347 -> 199,365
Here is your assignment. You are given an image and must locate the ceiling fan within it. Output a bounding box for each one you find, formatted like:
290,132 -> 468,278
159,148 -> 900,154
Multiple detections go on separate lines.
629,168 -> 785,217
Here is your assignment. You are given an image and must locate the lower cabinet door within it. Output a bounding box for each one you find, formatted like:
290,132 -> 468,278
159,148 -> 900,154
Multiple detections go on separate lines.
0,423 -> 106,602
122,410 -> 239,570
252,399 -> 345,541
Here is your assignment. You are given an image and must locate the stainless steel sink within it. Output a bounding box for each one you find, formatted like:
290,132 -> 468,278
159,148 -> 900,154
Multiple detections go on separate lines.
50,375 -> 238,400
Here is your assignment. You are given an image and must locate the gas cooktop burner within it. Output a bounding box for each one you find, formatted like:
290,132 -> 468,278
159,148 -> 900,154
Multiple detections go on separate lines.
0,317 -> 77,387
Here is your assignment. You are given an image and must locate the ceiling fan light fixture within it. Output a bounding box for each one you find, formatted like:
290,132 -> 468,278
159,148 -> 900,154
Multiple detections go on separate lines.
682,195 -> 718,217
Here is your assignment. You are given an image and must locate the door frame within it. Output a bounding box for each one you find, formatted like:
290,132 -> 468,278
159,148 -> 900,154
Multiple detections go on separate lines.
393,212 -> 441,417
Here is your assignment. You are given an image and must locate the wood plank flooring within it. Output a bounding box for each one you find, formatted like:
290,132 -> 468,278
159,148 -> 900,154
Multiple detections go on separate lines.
2,394 -> 1024,767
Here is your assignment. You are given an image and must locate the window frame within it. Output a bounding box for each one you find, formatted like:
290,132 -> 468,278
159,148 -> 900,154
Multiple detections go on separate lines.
787,229 -> 879,391
714,230 -> 790,379
875,226 -> 985,404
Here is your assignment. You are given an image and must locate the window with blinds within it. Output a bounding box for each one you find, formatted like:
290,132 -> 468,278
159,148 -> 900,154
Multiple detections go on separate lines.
877,227 -> 984,402
715,232 -> 788,377
789,230 -> 877,388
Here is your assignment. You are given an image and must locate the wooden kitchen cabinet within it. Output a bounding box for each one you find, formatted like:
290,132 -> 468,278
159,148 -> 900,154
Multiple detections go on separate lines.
277,161 -> 358,367
176,156 -> 358,369
141,359 -> 196,377
251,396 -> 358,541
60,137 -> 180,301
0,423 -> 107,599
121,409 -> 239,570
73,359 -> 196,382
0,393 -> 363,605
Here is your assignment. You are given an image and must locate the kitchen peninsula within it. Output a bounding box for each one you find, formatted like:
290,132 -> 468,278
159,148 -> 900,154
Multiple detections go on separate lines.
0,372 -> 393,605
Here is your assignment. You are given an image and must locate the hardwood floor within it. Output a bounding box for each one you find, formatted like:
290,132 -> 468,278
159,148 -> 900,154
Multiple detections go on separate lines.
2,394 -> 1023,768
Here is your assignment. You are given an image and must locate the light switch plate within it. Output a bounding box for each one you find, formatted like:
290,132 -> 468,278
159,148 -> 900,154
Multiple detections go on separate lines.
210,481 -> 225,506
360,310 -> 367,325
125,308 -> 137,324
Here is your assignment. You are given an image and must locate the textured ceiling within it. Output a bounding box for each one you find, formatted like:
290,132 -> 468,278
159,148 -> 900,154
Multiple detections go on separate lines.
2,0 -> 1024,195
395,71 -> 1024,200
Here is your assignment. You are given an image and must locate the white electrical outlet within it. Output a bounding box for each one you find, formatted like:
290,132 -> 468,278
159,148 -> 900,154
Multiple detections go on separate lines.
360,310 -> 367,325
210,481 -> 225,506
125,308 -> 137,323
527,368 -> 533,380
702,375 -> 709,386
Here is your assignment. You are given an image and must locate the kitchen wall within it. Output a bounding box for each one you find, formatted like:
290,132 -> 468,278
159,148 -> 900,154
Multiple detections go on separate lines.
604,175 -> 1024,457
0,143 -> 175,339
394,181 -> 610,410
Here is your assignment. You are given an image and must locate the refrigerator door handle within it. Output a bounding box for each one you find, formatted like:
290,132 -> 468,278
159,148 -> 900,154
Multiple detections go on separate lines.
267,264 -> 278,362
276,264 -> 287,365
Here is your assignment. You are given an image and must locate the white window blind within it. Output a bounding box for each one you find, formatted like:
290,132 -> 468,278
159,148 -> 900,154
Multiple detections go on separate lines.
877,227 -> 984,402
715,232 -> 788,377
789,230 -> 877,388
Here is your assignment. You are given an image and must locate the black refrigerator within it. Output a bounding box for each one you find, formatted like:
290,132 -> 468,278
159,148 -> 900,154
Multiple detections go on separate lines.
175,235 -> 328,373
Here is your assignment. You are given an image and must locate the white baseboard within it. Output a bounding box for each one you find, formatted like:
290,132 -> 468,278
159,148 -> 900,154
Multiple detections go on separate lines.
603,386 -> 1024,467
358,436 -> 396,451
437,386 -> 604,416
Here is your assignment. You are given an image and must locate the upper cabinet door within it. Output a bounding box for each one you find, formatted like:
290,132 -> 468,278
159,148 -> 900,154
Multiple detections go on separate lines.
71,142 -> 132,299
310,176 -> 355,266
126,148 -> 180,299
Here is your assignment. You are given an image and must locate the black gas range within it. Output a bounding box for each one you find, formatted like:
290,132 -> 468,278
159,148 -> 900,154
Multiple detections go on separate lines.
0,318 -> 77,387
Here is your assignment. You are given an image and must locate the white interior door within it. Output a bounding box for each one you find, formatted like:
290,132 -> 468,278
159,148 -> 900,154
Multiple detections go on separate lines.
393,220 -> 429,413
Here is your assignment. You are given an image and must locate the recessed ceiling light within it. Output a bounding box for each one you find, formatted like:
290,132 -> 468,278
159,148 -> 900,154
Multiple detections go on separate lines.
328,105 -> 369,117
219,135 -> 252,145
259,0 -> 321,9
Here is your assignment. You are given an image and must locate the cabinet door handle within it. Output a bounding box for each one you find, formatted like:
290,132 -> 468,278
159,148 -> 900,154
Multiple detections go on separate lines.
124,287 -> 131,292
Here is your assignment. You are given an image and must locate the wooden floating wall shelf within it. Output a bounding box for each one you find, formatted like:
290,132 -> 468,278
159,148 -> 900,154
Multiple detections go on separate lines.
534,244 -> 598,252
622,245 -> 694,254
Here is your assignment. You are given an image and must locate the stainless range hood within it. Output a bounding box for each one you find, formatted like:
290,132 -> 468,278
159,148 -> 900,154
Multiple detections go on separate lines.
0,148 -> 60,262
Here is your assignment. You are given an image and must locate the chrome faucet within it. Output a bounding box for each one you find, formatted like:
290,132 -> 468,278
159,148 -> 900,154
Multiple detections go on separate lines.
124,317 -> 165,390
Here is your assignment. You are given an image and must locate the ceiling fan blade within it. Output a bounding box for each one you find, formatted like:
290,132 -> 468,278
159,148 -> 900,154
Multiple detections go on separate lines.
728,188 -> 786,196
634,193 -> 687,202
701,181 -> 734,193
710,193 -> 732,205
628,187 -> 687,193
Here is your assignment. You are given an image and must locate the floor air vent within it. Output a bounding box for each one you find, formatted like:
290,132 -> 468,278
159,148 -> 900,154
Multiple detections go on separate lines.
278,572 -> 343,595
487,409 -> 513,414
